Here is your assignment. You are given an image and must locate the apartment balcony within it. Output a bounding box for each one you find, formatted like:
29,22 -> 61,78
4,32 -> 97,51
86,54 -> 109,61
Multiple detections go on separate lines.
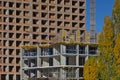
57,0 -> 63,5
41,48 -> 53,56
79,9 -> 85,15
64,7 -> 70,13
41,20 -> 48,26
49,6 -> 56,12
49,21 -> 56,26
79,50 -> 85,54
89,50 -> 98,55
72,1 -> 78,6
66,49 -> 77,54
23,52 -> 37,56
41,5 -> 48,12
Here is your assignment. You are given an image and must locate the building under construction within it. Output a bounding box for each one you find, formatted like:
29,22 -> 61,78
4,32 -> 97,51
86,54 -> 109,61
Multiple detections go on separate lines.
21,42 -> 98,80
0,0 -> 86,80
21,25 -> 99,80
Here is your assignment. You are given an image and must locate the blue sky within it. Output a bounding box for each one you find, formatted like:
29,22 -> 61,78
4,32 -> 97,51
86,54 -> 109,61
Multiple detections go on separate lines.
86,0 -> 114,32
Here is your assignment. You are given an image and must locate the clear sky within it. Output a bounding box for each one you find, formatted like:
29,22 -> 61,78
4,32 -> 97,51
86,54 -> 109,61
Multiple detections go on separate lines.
86,0 -> 114,32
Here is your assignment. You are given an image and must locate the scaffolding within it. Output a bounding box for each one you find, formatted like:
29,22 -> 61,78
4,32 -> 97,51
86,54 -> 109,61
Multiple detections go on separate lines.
90,0 -> 96,43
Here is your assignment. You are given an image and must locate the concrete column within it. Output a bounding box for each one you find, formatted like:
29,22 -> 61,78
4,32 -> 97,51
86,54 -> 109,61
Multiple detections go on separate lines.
61,44 -> 66,54
20,48 -> 24,80
6,74 -> 9,80
60,68 -> 66,80
37,46 -> 40,78
76,68 -> 79,80
85,45 -> 89,61
60,55 -> 66,65
37,46 -> 40,67
76,44 -> 79,66
13,74 -> 16,80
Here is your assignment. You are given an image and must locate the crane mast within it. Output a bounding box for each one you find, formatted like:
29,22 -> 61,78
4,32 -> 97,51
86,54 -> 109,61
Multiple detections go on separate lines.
90,0 -> 96,43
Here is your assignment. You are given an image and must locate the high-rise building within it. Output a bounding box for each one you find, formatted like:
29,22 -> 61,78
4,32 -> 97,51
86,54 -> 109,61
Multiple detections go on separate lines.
0,0 -> 86,80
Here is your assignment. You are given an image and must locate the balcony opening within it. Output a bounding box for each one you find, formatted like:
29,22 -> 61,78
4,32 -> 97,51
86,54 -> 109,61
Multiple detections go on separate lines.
72,15 -> 78,20
16,58 -> 20,64
57,14 -> 62,19
33,4 -> 39,10
33,12 -> 39,17
79,45 -> 85,54
72,22 -> 77,27
66,45 -> 76,54
57,0 -> 62,4
16,18 -> 22,23
79,9 -> 84,14
9,17 -> 14,23
9,33 -> 14,38
16,49 -> 20,56
79,23 -> 85,28
79,68 -> 83,77
16,3 -> 21,8
79,57 -> 85,65
89,46 -> 97,54
49,58 -> 53,66
16,25 -> 21,31
9,57 -> 14,63
9,10 -> 14,15
57,21 -> 62,26
9,75 -> 13,80
16,66 -> 20,72
41,12 -> 47,18
41,48 -> 53,56
9,66 -> 14,72
41,20 -> 47,25
41,27 -> 47,33
79,2 -> 85,6
57,7 -> 62,12
16,41 -> 21,47
41,5 -> 47,10
9,2 -> 14,7
72,8 -> 78,13
16,10 -> 21,16
9,25 -> 14,30
72,1 -> 77,6
79,16 -> 84,20
16,33 -> 21,38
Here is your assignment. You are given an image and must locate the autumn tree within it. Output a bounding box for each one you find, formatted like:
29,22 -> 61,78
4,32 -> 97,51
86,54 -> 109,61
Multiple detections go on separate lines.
112,0 -> 120,34
84,0 -> 120,79
83,57 -> 98,80
113,33 -> 120,79
98,16 -> 116,80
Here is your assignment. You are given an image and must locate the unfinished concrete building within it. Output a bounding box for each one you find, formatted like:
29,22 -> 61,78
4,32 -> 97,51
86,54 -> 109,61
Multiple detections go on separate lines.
0,0 -> 86,80
21,42 -> 98,80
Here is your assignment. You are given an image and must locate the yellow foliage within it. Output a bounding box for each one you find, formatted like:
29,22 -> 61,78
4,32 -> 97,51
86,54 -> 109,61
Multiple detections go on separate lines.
114,33 -> 120,64
21,46 -> 37,50
84,57 -> 98,80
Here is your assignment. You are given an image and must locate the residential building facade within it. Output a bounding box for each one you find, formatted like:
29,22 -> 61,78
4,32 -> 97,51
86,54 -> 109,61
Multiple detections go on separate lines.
0,0 -> 86,80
